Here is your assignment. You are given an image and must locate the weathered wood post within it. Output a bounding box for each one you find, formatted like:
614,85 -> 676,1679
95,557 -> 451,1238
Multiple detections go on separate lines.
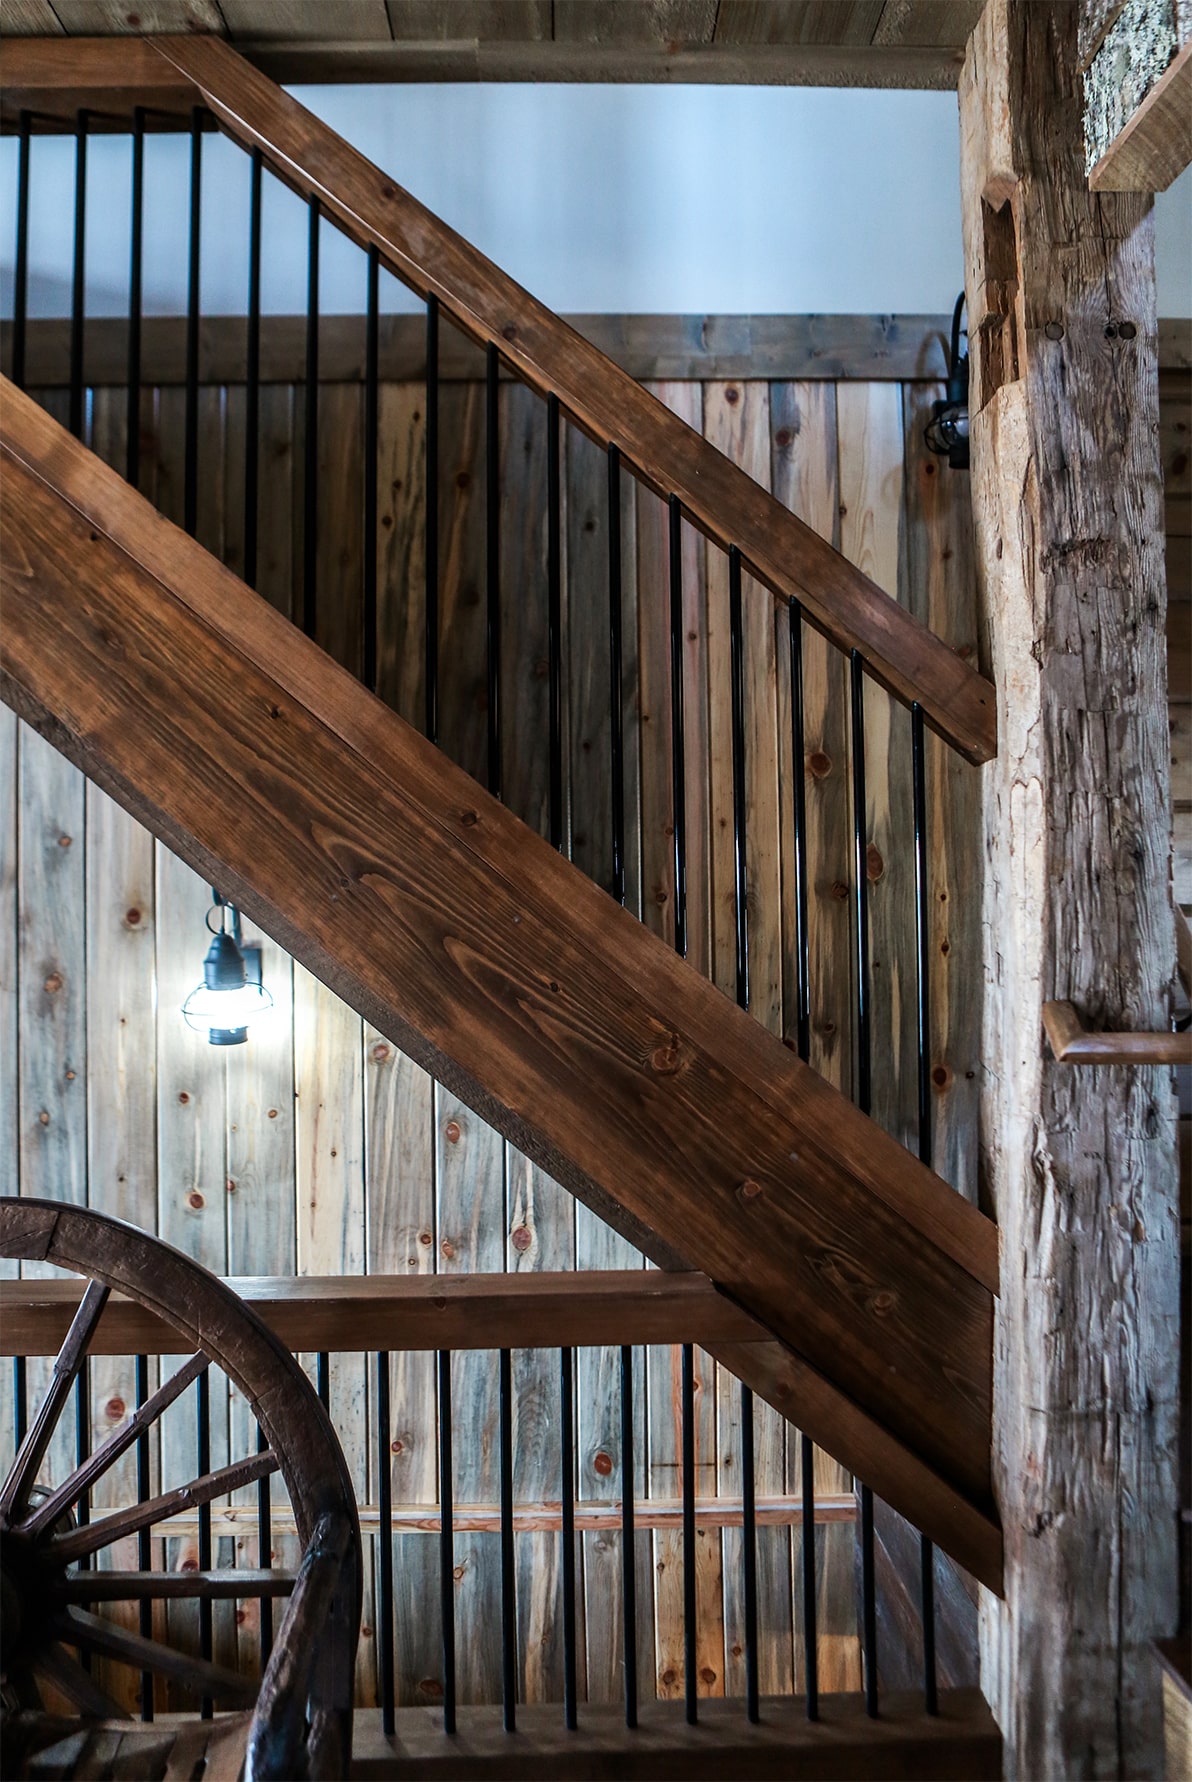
959,1 -> 1181,1775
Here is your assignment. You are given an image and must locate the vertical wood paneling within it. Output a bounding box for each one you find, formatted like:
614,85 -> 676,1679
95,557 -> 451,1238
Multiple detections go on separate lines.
837,382 -> 916,1153
900,383 -> 982,1202
436,1094 -> 504,1704
293,965 -> 371,1698
366,1034 -> 439,1707
4,360 -> 988,1715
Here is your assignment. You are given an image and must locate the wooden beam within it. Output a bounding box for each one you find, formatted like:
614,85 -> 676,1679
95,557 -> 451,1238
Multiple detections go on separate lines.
0,379 -> 1001,1590
0,33 -> 996,760
1041,999 -> 1191,1066
0,1270 -> 766,1355
0,34 -> 200,129
960,1 -> 1179,1771
1089,38 -> 1192,192
349,1692 -> 1002,1780
4,311 -> 1189,389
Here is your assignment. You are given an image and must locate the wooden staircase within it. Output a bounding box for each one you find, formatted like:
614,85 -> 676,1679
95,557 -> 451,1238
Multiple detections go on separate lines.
0,31 -> 1004,1774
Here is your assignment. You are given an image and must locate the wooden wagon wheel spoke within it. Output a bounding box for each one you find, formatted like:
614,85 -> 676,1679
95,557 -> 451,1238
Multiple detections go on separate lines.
48,1452 -> 279,1565
30,1640 -> 132,1721
17,1354 -> 210,1539
52,1568 -> 297,1603
0,1281 -> 110,1522
51,1607 -> 258,1708
1,1198 -> 360,1780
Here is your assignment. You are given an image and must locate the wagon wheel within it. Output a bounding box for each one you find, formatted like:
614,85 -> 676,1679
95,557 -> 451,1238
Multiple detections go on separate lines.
0,1198 -> 361,1781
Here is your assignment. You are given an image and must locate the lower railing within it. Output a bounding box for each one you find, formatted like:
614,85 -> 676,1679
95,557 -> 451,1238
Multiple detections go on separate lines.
1,1271 -> 1000,1776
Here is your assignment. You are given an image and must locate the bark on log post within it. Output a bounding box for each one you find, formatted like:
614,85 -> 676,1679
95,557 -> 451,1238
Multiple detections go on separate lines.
959,3 -> 1180,1775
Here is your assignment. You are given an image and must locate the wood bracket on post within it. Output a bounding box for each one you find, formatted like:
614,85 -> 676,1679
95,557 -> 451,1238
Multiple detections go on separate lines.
1042,999 -> 1190,1065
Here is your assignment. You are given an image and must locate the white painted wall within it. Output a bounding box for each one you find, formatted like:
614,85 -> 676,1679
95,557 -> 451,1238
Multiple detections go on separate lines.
1,82 -> 1189,317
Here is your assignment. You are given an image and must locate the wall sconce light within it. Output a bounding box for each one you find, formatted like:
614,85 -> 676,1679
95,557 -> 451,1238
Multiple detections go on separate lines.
924,292 -> 970,470
182,891 -> 273,1046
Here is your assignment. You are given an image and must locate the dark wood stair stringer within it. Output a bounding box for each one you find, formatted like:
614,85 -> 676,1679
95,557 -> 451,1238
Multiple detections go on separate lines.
0,381 -> 1001,1591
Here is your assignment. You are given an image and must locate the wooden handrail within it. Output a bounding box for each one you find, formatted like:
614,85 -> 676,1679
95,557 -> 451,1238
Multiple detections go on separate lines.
0,1271 -> 766,1357
0,33 -> 996,764
1042,1000 -> 1191,1066
1,382 -> 1001,1590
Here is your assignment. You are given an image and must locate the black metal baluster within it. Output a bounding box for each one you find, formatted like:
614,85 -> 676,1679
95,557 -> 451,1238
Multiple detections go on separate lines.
850,651 -> 871,1116
740,1383 -> 759,1724
14,1357 -> 27,1444
789,602 -> 811,1062
499,1346 -> 517,1730
729,543 -> 759,1722
619,1343 -> 638,1728
126,108 -> 145,490
548,394 -> 564,853
860,1481 -> 878,1717
911,703 -> 939,1715
363,245 -> 380,694
74,1366 -> 90,1671
437,1349 -> 456,1734
608,446 -> 626,908
197,1365 -> 212,1717
377,1349 -> 395,1735
800,1431 -> 818,1720
243,146 -> 262,590
69,110 -> 88,442
11,109 -> 30,392
183,107 -> 201,536
135,1354 -> 153,1720
729,545 -> 749,1010
681,1342 -> 697,1725
669,495 -> 687,959
560,1346 -> 577,1730
257,1421 -> 274,1666
317,1351 -> 330,1410
486,343 -> 502,802
425,295 -> 440,746
303,196 -> 320,638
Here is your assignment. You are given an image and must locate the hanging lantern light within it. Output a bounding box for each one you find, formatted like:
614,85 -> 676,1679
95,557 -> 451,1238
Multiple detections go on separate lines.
182,893 -> 273,1046
924,292 -> 970,471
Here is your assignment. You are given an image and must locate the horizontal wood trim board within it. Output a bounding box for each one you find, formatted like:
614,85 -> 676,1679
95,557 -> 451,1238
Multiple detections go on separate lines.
0,35 -> 968,104
0,382 -> 1002,1592
352,1691 -> 1003,1781
0,1270 -> 766,1355
48,1496 -> 860,1543
133,34 -> 995,760
4,315 -> 1188,389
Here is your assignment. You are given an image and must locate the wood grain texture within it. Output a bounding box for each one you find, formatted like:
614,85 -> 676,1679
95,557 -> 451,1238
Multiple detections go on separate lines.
111,32 -> 997,763
961,3 -> 1180,1772
0,380 -> 1000,1587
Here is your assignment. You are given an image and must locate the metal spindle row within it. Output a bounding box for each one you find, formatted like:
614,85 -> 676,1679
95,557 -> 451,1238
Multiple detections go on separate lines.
6,106 -> 948,1728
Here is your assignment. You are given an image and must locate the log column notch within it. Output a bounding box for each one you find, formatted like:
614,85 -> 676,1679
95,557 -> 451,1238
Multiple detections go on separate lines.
960,3 -> 1181,1775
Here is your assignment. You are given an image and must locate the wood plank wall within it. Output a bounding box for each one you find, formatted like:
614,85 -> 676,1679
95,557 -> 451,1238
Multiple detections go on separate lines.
2,319 -> 1185,1714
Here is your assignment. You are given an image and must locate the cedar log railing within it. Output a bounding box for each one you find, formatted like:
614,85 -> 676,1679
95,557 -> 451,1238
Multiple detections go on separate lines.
0,28 -> 1002,1625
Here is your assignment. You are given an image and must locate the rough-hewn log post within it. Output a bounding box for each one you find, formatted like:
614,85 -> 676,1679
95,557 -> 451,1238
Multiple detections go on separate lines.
959,2 -> 1181,1775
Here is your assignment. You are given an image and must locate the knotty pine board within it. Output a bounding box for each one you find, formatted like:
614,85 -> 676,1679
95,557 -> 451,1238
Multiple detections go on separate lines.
4,364 -> 1016,1711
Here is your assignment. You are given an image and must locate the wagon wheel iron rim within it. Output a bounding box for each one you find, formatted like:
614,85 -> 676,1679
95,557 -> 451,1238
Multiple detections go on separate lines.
0,1197 -> 361,1776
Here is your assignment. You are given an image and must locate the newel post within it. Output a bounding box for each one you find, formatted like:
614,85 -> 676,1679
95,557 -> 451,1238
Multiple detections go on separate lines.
959,1 -> 1180,1775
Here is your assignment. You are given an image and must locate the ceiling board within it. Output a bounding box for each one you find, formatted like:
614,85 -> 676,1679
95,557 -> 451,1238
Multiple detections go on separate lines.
714,2 -> 886,46
219,1 -> 391,42
552,0 -> 718,44
872,0 -> 984,48
47,0 -> 226,31
385,1 -> 550,38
